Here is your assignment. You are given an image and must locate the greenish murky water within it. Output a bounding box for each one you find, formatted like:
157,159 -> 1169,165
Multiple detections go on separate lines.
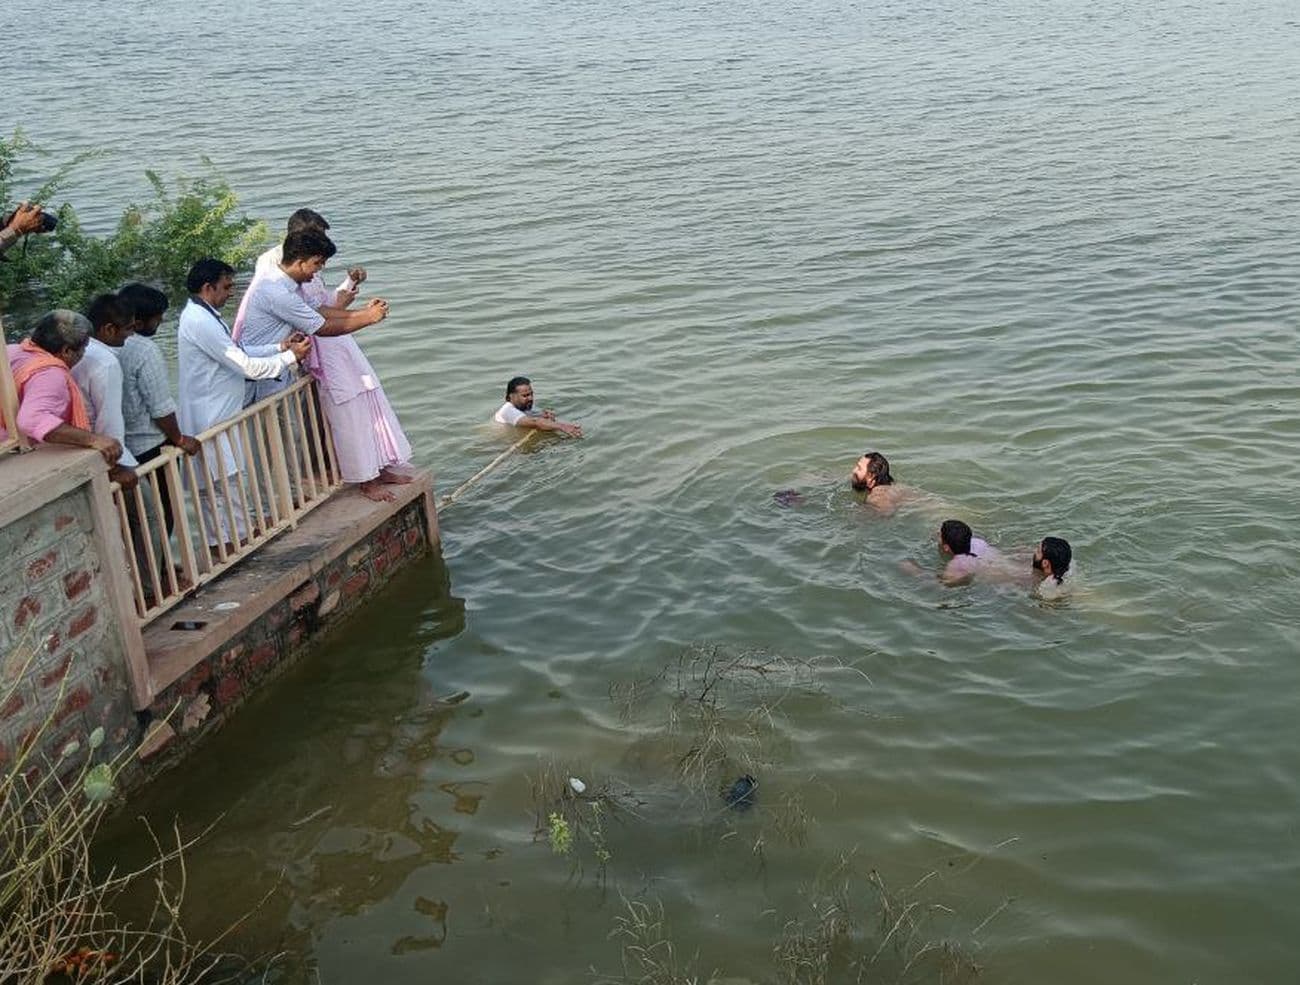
8,0 -> 1300,980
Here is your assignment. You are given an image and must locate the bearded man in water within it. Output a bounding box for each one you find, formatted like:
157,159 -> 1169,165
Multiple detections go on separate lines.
849,450 -> 907,514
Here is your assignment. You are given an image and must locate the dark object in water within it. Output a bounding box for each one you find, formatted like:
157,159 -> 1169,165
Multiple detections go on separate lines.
723,774 -> 758,812
773,489 -> 804,507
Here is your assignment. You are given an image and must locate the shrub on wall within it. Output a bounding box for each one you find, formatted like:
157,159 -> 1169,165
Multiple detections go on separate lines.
0,130 -> 267,334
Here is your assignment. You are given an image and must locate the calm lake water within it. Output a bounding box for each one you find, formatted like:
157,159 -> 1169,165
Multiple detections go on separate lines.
7,0 -> 1300,981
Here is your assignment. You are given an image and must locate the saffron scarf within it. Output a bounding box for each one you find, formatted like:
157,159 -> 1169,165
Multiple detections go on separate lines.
11,338 -> 91,430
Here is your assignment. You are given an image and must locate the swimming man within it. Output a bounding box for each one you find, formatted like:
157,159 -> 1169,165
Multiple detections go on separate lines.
849,450 -> 908,514
1031,536 -> 1072,589
937,519 -> 1000,585
494,376 -> 583,437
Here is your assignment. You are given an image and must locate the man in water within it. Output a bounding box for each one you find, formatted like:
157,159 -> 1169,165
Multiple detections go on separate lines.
937,519 -> 1000,585
494,376 -> 583,437
849,450 -> 908,514
1032,536 -> 1072,588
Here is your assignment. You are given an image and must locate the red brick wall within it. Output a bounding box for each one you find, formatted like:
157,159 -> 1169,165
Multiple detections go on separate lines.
138,496 -> 434,777
0,487 -> 133,773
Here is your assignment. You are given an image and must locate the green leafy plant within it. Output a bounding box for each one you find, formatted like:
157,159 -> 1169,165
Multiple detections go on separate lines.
1,129 -> 267,332
548,812 -> 574,856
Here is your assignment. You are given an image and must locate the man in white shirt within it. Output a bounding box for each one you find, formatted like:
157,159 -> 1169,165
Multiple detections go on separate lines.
235,228 -> 388,405
178,259 -> 311,549
72,295 -> 138,490
494,376 -> 583,437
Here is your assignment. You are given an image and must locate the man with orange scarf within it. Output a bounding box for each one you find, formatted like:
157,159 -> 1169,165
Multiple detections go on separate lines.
5,310 -> 131,484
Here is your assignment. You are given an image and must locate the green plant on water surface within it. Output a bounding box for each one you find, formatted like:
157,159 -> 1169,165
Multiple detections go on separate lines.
1,129 -> 267,331
548,812 -> 574,856
530,759 -> 635,888
0,643 -> 241,984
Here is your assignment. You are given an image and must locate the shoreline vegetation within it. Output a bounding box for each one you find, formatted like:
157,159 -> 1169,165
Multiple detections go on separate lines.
0,131 -> 266,336
0,646 -> 249,984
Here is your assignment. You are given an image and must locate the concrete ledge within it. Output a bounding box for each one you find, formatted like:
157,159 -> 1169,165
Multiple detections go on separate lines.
122,471 -> 441,785
144,472 -> 436,695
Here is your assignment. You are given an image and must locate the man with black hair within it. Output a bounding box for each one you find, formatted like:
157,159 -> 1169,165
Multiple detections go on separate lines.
232,208 -> 367,334
937,518 -> 1000,585
1032,536 -> 1072,586
71,294 -> 138,490
494,376 -> 583,437
116,284 -> 200,462
849,450 -> 908,513
235,212 -> 413,501
236,228 -> 388,404
115,284 -> 200,550
177,258 -> 311,547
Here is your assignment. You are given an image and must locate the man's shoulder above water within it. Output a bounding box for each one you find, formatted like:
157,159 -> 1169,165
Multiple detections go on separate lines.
494,401 -> 527,425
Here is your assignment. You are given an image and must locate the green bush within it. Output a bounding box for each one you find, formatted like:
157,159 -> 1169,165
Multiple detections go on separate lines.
1,130 -> 267,335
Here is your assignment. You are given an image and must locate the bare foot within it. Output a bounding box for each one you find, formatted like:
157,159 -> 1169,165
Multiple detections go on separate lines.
379,467 -> 415,485
360,480 -> 396,502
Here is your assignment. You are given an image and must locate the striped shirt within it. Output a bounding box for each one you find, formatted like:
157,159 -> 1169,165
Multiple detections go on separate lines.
115,334 -> 177,456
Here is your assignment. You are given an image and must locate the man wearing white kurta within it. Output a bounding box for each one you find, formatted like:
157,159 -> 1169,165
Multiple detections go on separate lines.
71,294 -> 138,489
177,259 -> 311,548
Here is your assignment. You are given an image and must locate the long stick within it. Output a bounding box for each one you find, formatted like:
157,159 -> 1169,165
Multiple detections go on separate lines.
438,431 -> 537,511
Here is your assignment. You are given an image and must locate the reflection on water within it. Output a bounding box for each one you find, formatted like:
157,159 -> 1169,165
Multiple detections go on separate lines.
98,558 -> 468,974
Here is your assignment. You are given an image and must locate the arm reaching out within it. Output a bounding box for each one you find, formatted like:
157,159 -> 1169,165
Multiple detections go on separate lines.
514,416 -> 583,438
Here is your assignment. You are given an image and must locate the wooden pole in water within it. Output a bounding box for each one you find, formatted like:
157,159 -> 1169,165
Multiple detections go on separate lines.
437,431 -> 538,511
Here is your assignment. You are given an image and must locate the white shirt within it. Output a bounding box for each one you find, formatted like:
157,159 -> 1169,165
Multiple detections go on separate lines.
176,299 -> 297,475
115,334 -> 176,456
494,402 -> 529,426
71,337 -> 137,467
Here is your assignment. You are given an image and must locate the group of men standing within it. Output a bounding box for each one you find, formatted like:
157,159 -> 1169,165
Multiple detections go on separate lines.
5,207 -> 415,559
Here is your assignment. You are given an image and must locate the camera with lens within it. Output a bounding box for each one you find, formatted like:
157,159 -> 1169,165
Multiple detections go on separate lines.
2,207 -> 58,233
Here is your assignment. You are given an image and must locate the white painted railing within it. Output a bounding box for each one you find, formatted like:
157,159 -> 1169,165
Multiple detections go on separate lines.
111,376 -> 342,625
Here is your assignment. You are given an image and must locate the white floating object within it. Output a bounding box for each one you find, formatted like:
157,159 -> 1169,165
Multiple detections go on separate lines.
568,777 -> 587,795
213,602 -> 241,611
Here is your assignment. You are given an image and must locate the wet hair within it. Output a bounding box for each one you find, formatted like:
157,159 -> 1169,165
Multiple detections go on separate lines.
186,258 -> 235,294
506,376 -> 531,398
31,309 -> 91,355
1040,537 -> 1072,583
282,229 -> 337,264
117,283 -> 169,320
862,451 -> 893,485
940,519 -> 973,556
286,208 -> 329,235
85,293 -> 133,333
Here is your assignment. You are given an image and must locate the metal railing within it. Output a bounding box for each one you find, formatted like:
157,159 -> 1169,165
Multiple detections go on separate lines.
111,376 -> 342,625
0,342 -> 27,455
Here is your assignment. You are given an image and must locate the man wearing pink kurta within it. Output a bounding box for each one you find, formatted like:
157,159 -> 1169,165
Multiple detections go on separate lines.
232,210 -> 414,502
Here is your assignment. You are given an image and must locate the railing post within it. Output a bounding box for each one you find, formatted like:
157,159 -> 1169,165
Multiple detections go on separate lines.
88,468 -> 153,710
264,403 -> 295,527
